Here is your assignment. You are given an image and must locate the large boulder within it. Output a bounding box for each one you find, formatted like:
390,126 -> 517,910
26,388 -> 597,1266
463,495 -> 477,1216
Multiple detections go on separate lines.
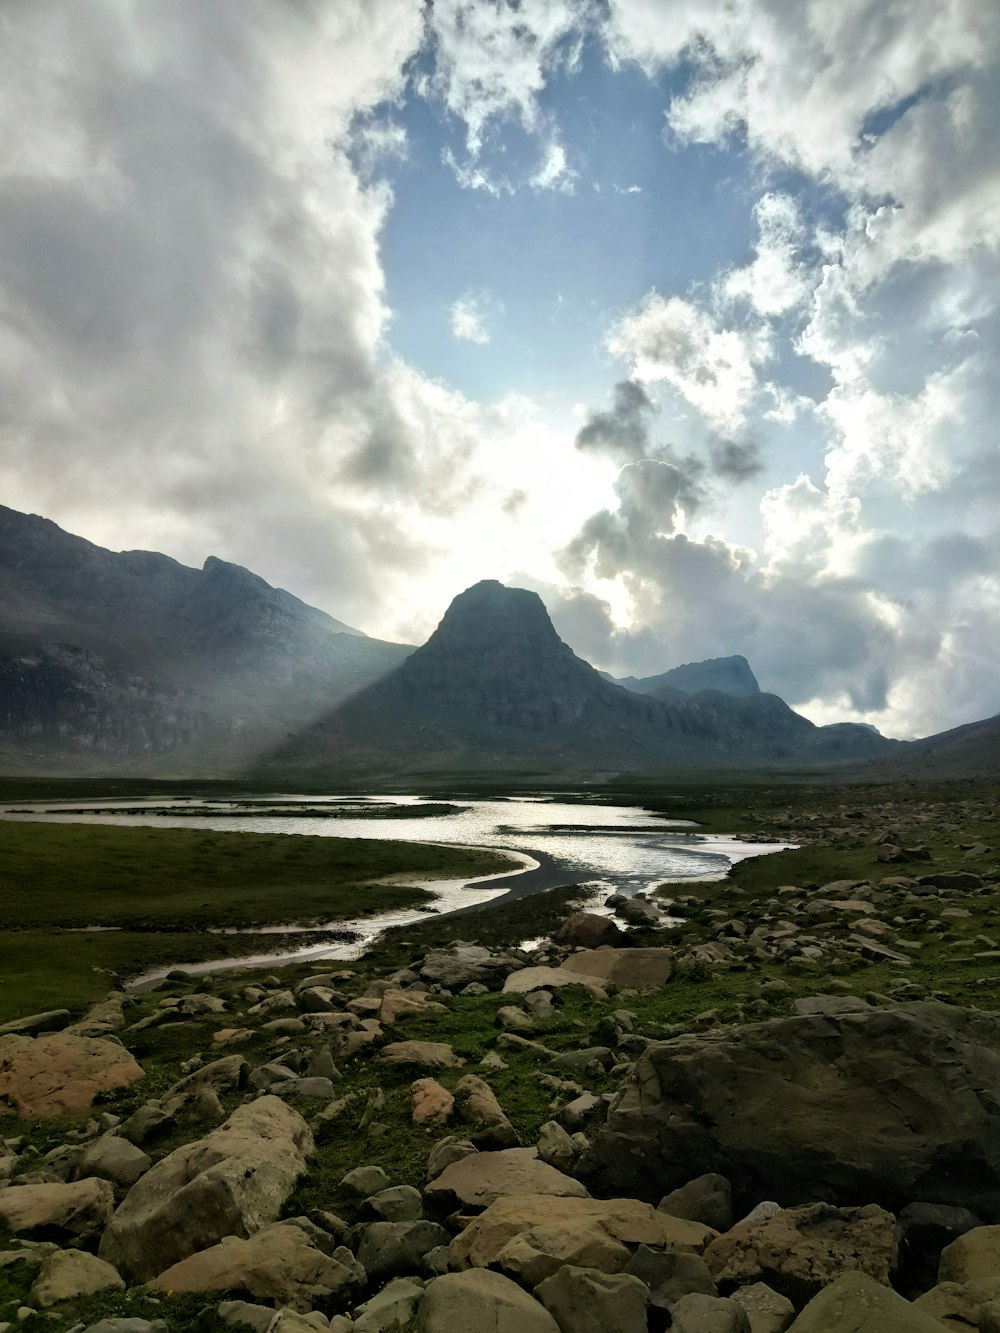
425,1148 -> 590,1210
99,1096 -> 313,1281
536,1265 -> 650,1333
0,1177 -> 114,1245
581,1001 -> 1000,1215
0,1032 -> 144,1118
558,948 -> 674,989
555,913 -> 628,950
29,1249 -> 124,1307
150,1221 -> 357,1312
786,1270 -> 952,1331
703,1203 -> 901,1306
417,1269 -> 559,1332
450,1194 -> 716,1288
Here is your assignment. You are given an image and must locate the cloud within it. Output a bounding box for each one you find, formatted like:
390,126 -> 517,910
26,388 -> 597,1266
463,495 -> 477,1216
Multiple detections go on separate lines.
574,379 -> 656,463
449,293 -> 494,345
530,139 -> 577,193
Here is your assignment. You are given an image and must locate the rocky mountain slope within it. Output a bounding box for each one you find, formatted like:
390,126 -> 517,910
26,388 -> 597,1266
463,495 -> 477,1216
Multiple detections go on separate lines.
266,580 -> 896,778
0,507 -> 412,773
613,655 -> 762,701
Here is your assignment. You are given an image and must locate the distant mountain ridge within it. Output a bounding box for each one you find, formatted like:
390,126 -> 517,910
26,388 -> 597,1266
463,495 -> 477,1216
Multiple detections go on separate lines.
0,506 -> 412,772
267,580 -> 898,778
608,655 -> 762,701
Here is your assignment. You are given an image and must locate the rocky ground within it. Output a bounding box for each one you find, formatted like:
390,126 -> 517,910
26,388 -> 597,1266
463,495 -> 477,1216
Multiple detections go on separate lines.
1,779 -> 999,1332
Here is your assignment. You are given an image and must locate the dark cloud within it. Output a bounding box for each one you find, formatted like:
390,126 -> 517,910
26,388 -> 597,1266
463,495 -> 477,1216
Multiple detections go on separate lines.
708,436 -> 763,481
575,379 -> 656,462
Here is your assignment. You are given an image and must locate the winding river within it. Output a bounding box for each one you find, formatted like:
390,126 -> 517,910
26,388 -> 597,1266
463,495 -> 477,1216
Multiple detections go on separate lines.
2,794 -> 792,981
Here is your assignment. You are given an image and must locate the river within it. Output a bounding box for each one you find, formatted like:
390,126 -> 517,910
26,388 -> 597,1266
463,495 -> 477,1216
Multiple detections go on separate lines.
2,793 -> 792,981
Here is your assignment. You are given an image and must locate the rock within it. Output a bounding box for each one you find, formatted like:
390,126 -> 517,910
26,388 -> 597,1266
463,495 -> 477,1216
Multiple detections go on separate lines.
270,1076 -> 337,1100
729,1283 -> 795,1333
0,1010 -> 71,1037
660,1174 -> 734,1232
791,995 -> 868,1016
352,1275 -> 425,1332
426,1137 -> 477,1182
417,1269 -> 559,1332
538,1121 -> 578,1174
411,1078 -> 455,1128
898,1201 -> 982,1288
938,1224 -> 1000,1283
913,1276 -> 1000,1328
425,1148 -> 590,1210
503,967 -> 607,996
160,1054 -> 248,1115
623,1244 -> 718,1310
670,1293 -> 753,1332
559,948 -> 674,989
450,1194 -> 717,1288
150,1221 -> 358,1312
80,1321 -> 168,1333
786,1270 -> 952,1331
74,1135 -> 151,1189
378,1041 -> 462,1071
117,1102 -> 174,1147
99,1096 -> 313,1281
358,1220 -> 450,1281
555,913 -> 628,949
453,1074 -> 519,1147
0,1033 -> 144,1118
582,1000 -> 1000,1215
362,1185 -> 424,1223
0,1178 -> 114,1245
29,1249 -> 124,1307
341,1165 -> 392,1197
379,990 -> 448,1025
217,1300 -> 275,1332
536,1264 -> 650,1332
704,1203 -> 901,1306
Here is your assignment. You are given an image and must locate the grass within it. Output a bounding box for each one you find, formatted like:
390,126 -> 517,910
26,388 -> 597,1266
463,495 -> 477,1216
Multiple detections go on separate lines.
0,820 -> 512,1021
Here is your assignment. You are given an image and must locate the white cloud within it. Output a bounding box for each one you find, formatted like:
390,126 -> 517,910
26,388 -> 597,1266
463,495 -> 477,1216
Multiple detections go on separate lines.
449,293 -> 496,345
722,193 -> 810,318
530,139 -> 577,193
606,294 -> 771,432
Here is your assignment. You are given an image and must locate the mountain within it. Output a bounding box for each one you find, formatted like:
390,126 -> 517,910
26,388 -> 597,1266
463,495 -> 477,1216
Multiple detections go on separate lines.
614,655 -> 762,700
0,506 -> 412,773
266,580 -> 897,778
868,713 -> 1000,780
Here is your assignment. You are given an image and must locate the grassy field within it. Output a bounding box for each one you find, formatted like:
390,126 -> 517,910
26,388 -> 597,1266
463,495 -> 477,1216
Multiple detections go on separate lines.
0,820 -> 512,1021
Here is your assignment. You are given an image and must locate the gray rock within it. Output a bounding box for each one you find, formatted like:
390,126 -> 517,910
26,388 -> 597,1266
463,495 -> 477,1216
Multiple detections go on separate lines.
341,1165 -> 392,1197
0,1010 -> 71,1037
671,1293 -> 752,1332
117,1102 -> 174,1147
98,1097 -> 313,1282
426,1137 -> 477,1182
582,1000 -> 1000,1215
425,1147 -> 590,1210
537,1121 -> 577,1174
357,1220 -> 451,1281
29,1250 -> 124,1307
352,1276 -> 425,1332
81,1322 -> 168,1333
74,1135 -> 151,1189
659,1174 -> 735,1233
536,1264 -> 650,1332
217,1301 -> 275,1333
787,1270 -> 951,1331
361,1185 -> 424,1222
623,1243 -> 718,1310
729,1283 -> 795,1333
417,1269 -> 559,1332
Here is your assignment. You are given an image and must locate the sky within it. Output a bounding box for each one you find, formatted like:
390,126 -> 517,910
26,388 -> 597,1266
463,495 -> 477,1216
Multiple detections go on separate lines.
1,0 -> 998,741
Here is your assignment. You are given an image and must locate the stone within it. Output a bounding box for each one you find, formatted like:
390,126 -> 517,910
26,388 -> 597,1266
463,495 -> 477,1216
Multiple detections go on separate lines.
417,1269 -> 559,1332
450,1194 -> 717,1288
453,1074 -> 518,1147
379,990 -> 448,1025
80,1321 -> 168,1333
582,1000 -> 1000,1215
118,1102 -> 174,1147
669,1294 -> 752,1332
425,1148 -> 590,1210
0,1178 -> 114,1245
536,1264 -> 649,1332
74,1135 -> 151,1189
938,1224 -> 1000,1283
411,1078 -> 454,1127
150,1221 -> 358,1312
217,1301 -> 275,1333
378,1041 -> 462,1071
729,1283 -> 795,1333
99,1096 -> 313,1281
426,1137 -> 477,1182
559,947 -> 674,989
503,967 -> 606,996
623,1244 -> 718,1310
537,1121 -> 577,1174
341,1164 -> 392,1197
352,1276 -> 425,1332
704,1203 -> 901,1306
357,1220 -> 450,1281
554,913 -> 628,949
0,1033 -> 144,1118
660,1174 -> 734,1233
362,1185 -> 423,1223
160,1054 -> 248,1116
786,1270 -> 952,1331
29,1250 -> 124,1307
913,1277 -> 1000,1328
899,1201 -> 983,1289
0,1010 -> 71,1037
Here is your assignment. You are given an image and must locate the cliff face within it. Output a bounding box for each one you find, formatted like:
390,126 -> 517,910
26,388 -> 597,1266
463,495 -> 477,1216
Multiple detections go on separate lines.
268,581 -> 899,777
0,506 -> 412,773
